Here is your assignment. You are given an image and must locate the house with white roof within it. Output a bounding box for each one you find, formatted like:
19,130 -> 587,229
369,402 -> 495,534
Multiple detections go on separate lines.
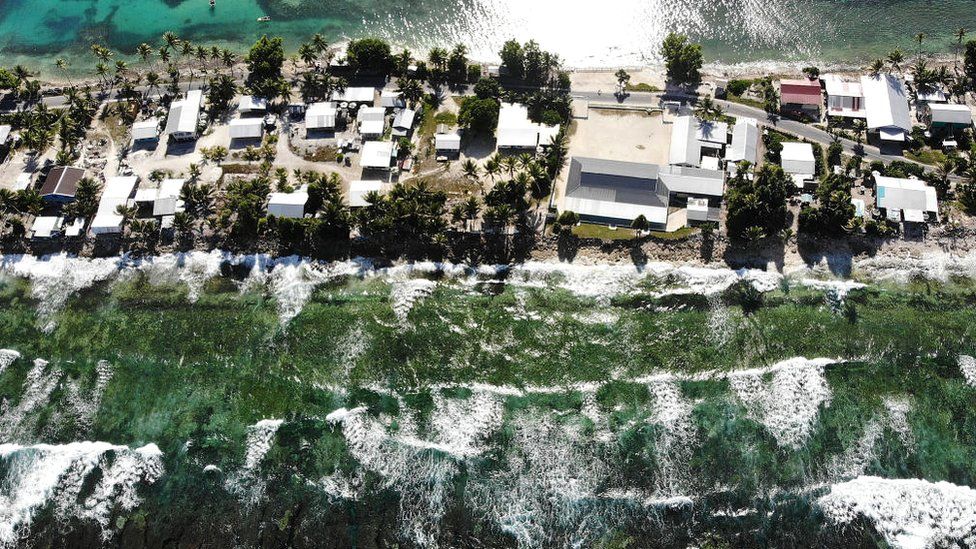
873,173 -> 939,223
860,74 -> 911,143
91,176 -> 138,235
0,124 -> 11,146
165,90 -> 203,141
496,103 -> 559,150
305,102 -> 337,131
347,180 -> 387,208
725,118 -> 759,165
435,128 -> 461,155
153,179 -> 185,216
229,118 -> 264,140
560,157 -> 725,229
781,142 -> 816,187
357,107 -> 386,138
360,141 -> 395,169
332,87 -> 375,104
392,109 -> 416,137
925,103 -> 972,130
131,119 -> 161,143
380,91 -> 406,109
267,190 -> 309,218
824,75 -> 866,119
238,95 -> 268,113
669,115 -> 728,168
30,216 -> 63,239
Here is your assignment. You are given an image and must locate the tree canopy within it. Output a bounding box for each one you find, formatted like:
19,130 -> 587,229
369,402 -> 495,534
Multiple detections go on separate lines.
458,97 -> 500,135
245,35 -> 286,100
725,163 -> 792,240
798,173 -> 855,236
347,38 -> 393,75
660,33 -> 703,86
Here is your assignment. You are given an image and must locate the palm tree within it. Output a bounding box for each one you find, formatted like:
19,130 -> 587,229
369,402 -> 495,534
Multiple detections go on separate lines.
630,214 -> 649,237
886,49 -> 904,74
396,78 -> 424,107
55,58 -> 72,87
502,155 -> 518,177
461,159 -> 480,181
162,31 -> 180,51
516,153 -> 534,172
299,43 -> 317,68
955,28 -> 968,70
914,32 -> 926,59
463,196 -> 481,231
870,58 -> 886,77
137,43 -> 154,70
484,157 -> 501,181
311,33 -> 328,54
115,203 -> 138,235
144,72 -> 161,99
221,49 -> 236,77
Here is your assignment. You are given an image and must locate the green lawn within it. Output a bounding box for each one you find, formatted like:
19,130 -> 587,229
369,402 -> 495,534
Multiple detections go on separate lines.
572,223 -> 636,239
625,82 -> 661,93
904,148 -> 947,166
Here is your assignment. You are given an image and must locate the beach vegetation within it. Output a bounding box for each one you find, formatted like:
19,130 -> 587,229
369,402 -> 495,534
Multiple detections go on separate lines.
244,35 -> 287,101
458,97 -> 500,135
798,173 -> 855,236
725,163 -> 791,240
346,38 -> 393,76
660,33 -> 703,86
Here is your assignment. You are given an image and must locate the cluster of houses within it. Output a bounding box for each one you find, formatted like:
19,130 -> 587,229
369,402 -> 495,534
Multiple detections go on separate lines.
781,72 -> 973,147
558,105 -> 943,232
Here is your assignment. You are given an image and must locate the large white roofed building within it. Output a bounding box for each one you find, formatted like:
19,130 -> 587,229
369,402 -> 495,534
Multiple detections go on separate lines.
860,74 -> 911,142
358,107 -> 386,137
874,174 -> 938,222
332,87 -> 375,103
165,90 -> 203,141
725,118 -> 759,165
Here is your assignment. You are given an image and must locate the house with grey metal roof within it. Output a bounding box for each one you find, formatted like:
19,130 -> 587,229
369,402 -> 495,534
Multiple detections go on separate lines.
669,115 -> 728,168
561,157 -> 725,228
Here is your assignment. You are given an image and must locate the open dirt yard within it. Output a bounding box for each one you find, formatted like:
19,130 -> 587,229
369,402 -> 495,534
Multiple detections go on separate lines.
553,107 -> 672,209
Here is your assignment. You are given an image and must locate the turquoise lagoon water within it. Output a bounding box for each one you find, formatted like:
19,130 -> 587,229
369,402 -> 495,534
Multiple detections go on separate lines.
1,0 -> 975,76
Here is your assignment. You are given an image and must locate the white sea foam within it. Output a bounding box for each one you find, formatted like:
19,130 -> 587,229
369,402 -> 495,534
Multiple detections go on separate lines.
0,350 -> 20,376
226,419 -> 284,504
728,357 -> 834,448
828,396 -> 915,480
647,378 -> 696,497
959,355 -> 976,388
819,476 -> 976,549
389,279 -> 437,324
0,359 -> 62,442
0,442 -> 163,544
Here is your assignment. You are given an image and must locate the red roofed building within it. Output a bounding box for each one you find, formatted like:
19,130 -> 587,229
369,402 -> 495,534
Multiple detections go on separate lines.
780,79 -> 822,116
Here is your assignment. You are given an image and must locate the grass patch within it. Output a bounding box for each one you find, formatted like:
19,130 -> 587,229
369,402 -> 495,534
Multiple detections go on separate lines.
649,226 -> 697,240
219,163 -> 262,175
625,82 -> 661,93
904,148 -> 947,166
572,223 -> 636,240
302,145 -> 339,163
726,94 -> 766,110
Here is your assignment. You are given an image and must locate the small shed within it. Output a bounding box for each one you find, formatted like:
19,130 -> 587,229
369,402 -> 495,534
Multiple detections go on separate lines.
0,124 -> 10,146
40,166 -> 85,203
305,102 -> 337,130
392,108 -> 416,137
154,179 -> 185,216
347,180 -> 386,208
238,95 -> 268,113
781,142 -> 816,176
358,107 -> 386,137
360,141 -> 395,169
64,217 -> 86,237
381,91 -> 406,109
229,118 -> 264,140
30,216 -> 63,239
131,119 -> 160,142
267,191 -> 308,218
927,103 -> 972,129
13,173 -> 32,191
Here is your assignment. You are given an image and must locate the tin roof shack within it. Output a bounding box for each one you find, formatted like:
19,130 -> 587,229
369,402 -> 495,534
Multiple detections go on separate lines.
357,107 -> 387,138
780,79 -> 822,117
725,118 -> 760,166
496,103 -> 559,150
347,180 -> 387,208
434,127 -> 461,156
267,190 -> 309,219
91,176 -> 138,235
229,118 -> 264,141
305,102 -> 338,132
131,119 -> 161,144
165,90 -> 203,142
925,103 -> 972,131
238,95 -> 268,114
40,166 -> 86,204
392,109 -> 416,137
669,115 -> 728,168
874,173 -> 939,224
